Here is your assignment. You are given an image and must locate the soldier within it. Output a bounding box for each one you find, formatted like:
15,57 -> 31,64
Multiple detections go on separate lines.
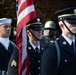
7,17 -> 45,75
41,7 -> 76,75
41,20 -> 57,48
26,17 -> 45,75
0,18 -> 17,75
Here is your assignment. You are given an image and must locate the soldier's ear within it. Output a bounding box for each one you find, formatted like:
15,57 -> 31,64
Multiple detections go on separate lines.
59,21 -> 64,29
26,30 -> 29,35
59,21 -> 63,25
60,24 -> 64,28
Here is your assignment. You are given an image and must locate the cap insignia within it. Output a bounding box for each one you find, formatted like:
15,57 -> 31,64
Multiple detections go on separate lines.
74,9 -> 76,14
11,59 -> 17,67
37,18 -> 40,22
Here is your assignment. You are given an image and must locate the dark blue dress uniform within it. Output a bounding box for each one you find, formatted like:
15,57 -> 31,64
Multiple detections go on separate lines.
0,18 -> 17,75
41,7 -> 76,75
26,17 -> 45,75
27,42 -> 44,75
41,35 -> 76,75
7,44 -> 18,75
0,41 -> 17,74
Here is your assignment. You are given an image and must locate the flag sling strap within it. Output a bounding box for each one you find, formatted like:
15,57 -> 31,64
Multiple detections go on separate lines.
55,41 -> 60,68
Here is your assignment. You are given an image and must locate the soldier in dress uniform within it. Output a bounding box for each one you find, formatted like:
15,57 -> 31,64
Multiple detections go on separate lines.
26,17 -> 45,75
41,7 -> 76,75
41,20 -> 57,48
7,17 -> 45,75
0,18 -> 17,75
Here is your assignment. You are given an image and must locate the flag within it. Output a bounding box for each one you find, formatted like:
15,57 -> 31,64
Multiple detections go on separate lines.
16,0 -> 36,75
16,0 -> 18,15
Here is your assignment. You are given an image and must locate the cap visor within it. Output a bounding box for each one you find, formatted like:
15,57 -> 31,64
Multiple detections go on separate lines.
66,20 -> 76,24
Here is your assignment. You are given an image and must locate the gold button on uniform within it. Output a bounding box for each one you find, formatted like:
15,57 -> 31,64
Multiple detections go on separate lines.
38,60 -> 40,63
38,67 -> 40,69
65,60 -> 67,62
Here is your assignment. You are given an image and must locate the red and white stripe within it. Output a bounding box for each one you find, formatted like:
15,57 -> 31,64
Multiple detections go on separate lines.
16,0 -> 36,75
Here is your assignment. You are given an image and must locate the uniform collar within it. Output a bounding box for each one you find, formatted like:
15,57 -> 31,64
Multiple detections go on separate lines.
29,41 -> 40,50
62,34 -> 75,45
0,37 -> 10,50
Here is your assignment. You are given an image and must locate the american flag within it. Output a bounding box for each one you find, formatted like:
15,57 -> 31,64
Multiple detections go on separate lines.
16,0 -> 36,75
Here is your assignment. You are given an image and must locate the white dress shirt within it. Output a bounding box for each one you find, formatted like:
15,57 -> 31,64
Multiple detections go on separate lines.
29,42 -> 40,53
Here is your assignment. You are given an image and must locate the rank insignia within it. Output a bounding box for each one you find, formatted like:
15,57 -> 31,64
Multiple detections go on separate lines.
11,59 -> 17,67
63,41 -> 67,45
28,47 -> 31,50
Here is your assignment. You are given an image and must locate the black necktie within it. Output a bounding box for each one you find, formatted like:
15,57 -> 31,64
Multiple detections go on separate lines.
35,47 -> 39,53
71,42 -> 74,49
71,41 -> 76,55
35,47 -> 39,58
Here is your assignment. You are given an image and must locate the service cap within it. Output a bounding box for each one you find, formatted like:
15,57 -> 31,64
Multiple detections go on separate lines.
55,7 -> 76,24
26,17 -> 43,31
0,18 -> 12,25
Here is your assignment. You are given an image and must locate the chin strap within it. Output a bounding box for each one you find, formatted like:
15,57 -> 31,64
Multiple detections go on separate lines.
61,18 -> 76,36
29,29 -> 41,41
